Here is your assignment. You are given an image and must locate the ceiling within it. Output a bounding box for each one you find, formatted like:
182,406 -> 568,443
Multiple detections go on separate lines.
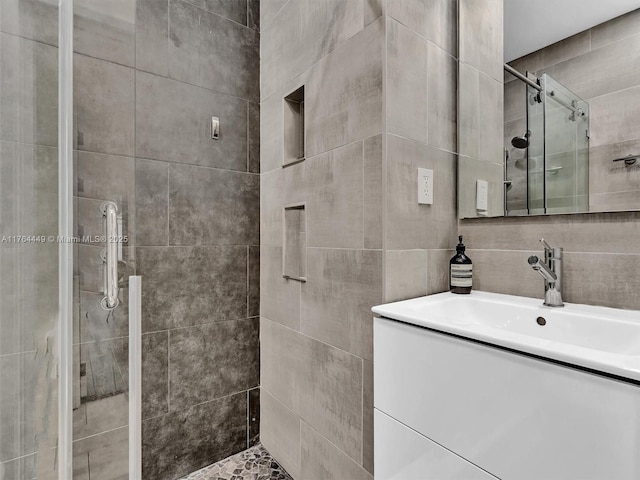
504,0 -> 640,62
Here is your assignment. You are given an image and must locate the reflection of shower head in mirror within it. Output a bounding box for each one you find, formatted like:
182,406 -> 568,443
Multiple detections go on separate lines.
511,130 -> 531,149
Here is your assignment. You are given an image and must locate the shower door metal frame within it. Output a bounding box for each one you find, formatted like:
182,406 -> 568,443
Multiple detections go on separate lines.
58,0 -> 74,477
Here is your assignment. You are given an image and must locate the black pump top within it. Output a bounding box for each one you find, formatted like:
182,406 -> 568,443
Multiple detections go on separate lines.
456,235 -> 466,254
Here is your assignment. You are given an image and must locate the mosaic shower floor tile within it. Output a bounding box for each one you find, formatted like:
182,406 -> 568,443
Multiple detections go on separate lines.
180,443 -> 293,480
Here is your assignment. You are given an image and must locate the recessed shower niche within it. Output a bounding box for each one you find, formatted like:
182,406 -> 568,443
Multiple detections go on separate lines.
283,86 -> 305,166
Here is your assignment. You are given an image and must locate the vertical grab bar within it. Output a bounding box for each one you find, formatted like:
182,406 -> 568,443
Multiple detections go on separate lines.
101,201 -> 119,310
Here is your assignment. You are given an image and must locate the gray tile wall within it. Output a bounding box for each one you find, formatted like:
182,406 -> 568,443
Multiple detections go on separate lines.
133,1 -> 261,478
260,1 -> 383,478
463,8 -> 640,311
505,8 -> 640,212
260,1 -> 457,478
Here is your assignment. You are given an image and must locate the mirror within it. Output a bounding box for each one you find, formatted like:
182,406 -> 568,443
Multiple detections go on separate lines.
458,0 -> 640,218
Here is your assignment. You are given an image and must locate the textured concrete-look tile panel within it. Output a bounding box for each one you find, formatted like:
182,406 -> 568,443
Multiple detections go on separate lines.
142,392 -> 247,480
306,141 -> 364,249
168,163 -> 259,245
305,17 -> 383,157
386,135 -> 457,250
74,0 -> 136,67
362,359 -> 374,475
260,390 -> 301,479
458,62 -> 504,165
386,0 -> 457,55
0,353 -> 37,462
75,54 -> 134,156
136,159 -> 169,246
260,246 -> 301,330
301,422 -> 373,480
0,0 -> 58,46
260,162 -> 306,246
261,318 -> 364,462
465,249 -> 540,299
168,318 -> 259,410
260,0 -> 364,100
590,85 -> 640,148
387,17 -> 428,144
459,0 -> 503,82
427,249 -> 454,295
543,34 -> 640,102
76,151 -> 134,203
248,388 -> 260,446
459,211 -> 640,254
142,331 -> 169,419
186,0 -> 247,25
301,248 -> 382,360
384,249 -> 428,303
248,102 -> 260,173
168,0 -> 258,99
136,0 -> 169,76
248,245 -> 260,318
136,71 -> 248,170
137,245 -> 247,332
0,34 -> 58,146
427,42 -> 457,152
591,8 -> 640,50
363,134 -> 383,249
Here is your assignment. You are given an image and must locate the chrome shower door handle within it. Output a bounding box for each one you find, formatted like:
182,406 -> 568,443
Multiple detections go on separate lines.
101,201 -> 120,310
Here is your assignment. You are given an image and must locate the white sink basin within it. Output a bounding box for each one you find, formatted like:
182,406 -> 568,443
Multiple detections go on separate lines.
372,290 -> 640,382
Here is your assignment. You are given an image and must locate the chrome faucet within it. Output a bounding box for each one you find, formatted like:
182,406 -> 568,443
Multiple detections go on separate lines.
528,239 -> 564,307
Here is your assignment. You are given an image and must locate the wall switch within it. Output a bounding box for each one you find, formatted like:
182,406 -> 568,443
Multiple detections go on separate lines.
418,168 -> 434,205
476,179 -> 488,214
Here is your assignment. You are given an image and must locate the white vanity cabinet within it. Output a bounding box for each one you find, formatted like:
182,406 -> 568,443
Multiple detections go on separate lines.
374,317 -> 640,480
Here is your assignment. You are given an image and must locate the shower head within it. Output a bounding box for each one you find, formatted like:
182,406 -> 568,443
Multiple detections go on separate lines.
511,130 -> 531,149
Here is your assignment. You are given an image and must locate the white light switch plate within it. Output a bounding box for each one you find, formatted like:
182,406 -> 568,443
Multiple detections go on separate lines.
476,179 -> 488,213
418,168 -> 434,205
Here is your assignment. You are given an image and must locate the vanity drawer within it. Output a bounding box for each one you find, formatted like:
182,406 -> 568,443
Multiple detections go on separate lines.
375,408 -> 495,480
374,317 -> 640,480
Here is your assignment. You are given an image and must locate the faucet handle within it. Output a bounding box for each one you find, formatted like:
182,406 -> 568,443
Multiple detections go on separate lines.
540,238 -> 552,251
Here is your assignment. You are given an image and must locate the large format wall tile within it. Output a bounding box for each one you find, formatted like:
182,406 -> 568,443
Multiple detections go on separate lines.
168,318 -> 259,410
261,318 -> 364,463
260,246 -> 301,330
142,392 -> 247,480
306,141 -> 364,248
364,134 -> 383,249
301,422 -> 373,480
136,72 -> 248,170
74,54 -> 135,156
0,34 -> 58,146
0,0 -> 58,46
590,85 -> 640,148
168,163 -> 259,245
260,162 -> 306,246
386,135 -> 457,250
386,18 -> 428,144
305,17 -> 383,156
301,248 -> 382,360
384,250 -> 427,302
427,43 -> 457,152
591,9 -> 640,50
459,0 -> 502,82
136,159 -> 169,246
260,390 -> 301,479
137,246 -> 247,331
74,0 -> 136,67
187,0 -> 248,25
260,0 -> 364,100
136,0 -> 169,76
142,331 -> 169,419
167,0 -> 258,100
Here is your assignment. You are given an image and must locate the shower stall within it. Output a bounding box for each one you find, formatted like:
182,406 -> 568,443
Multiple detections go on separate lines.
1,1 -> 260,479
504,68 -> 590,215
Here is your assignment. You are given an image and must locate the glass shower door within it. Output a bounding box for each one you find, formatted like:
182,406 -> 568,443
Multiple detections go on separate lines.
0,1 -> 61,478
541,73 -> 589,214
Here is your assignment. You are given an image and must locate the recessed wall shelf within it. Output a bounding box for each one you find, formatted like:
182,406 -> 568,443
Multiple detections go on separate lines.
283,86 -> 305,166
283,204 -> 306,281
